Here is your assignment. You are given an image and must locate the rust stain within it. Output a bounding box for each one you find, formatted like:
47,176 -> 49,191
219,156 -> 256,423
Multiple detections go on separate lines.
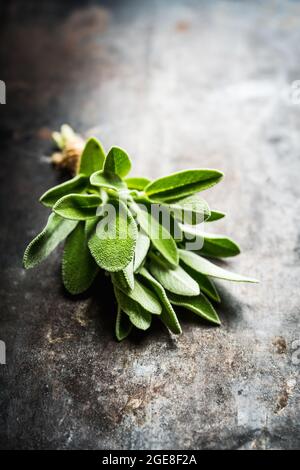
175,20 -> 191,32
272,337 -> 287,354
275,379 -> 296,414
36,127 -> 52,140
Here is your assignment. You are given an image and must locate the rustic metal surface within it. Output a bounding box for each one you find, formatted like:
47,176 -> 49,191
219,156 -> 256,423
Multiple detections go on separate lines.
0,0 -> 299,449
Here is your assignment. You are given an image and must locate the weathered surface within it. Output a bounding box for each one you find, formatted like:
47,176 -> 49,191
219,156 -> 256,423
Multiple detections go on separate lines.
0,0 -> 299,449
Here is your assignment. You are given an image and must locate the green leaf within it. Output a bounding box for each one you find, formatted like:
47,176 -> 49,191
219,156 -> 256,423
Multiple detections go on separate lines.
134,230 -> 150,272
40,175 -> 89,208
114,287 -> 152,330
88,200 -> 137,272
79,137 -> 106,176
148,255 -> 200,296
23,214 -> 77,269
164,194 -> 211,225
180,226 -> 240,258
139,267 -> 181,334
104,146 -> 132,178
144,169 -> 223,201
184,266 -> 220,302
200,233 -> 240,258
125,177 -> 151,190
132,203 -> 179,267
84,217 -> 99,238
115,306 -> 133,341
90,170 -> 127,191
62,222 -> 99,294
179,249 -> 259,282
114,275 -> 162,314
111,260 -> 135,292
207,210 -> 226,222
167,292 -> 220,325
53,193 -> 102,220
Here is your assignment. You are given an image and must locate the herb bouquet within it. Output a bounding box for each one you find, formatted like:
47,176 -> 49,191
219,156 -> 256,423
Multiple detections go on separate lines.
23,127 -> 257,340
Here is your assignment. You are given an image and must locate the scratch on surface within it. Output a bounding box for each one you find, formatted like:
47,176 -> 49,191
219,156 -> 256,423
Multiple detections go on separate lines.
46,328 -> 74,344
73,303 -> 91,327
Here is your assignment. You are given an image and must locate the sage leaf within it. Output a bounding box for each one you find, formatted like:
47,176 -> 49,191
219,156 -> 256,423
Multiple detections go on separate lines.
116,306 -> 132,341
145,169 -> 223,201
180,226 -> 240,257
179,249 -> 259,282
88,200 -> 137,272
90,170 -> 127,191
114,275 -> 162,314
139,267 -> 181,334
133,230 -> 150,272
132,203 -> 179,267
207,210 -> 226,222
167,292 -> 220,325
184,265 -> 220,302
79,137 -> 106,176
104,146 -> 131,178
62,221 -> 99,294
111,260 -> 135,292
148,255 -> 200,296
164,194 -> 211,225
200,233 -> 240,258
84,217 -> 99,239
23,214 -> 77,269
40,175 -> 88,208
114,286 -> 152,330
125,177 -> 151,190
53,193 -> 102,220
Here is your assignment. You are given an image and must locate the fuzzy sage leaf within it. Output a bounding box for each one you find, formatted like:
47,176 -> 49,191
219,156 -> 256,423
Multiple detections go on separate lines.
167,292 -> 220,325
139,267 -> 181,334
145,169 -> 223,201
115,307 -> 133,341
62,222 -> 99,294
90,170 -> 127,191
53,193 -> 102,220
183,266 -> 220,303
125,177 -> 151,190
132,203 -> 179,267
179,249 -> 258,283
111,260 -> 135,292
40,175 -> 89,208
23,214 -> 77,269
133,230 -> 151,272
165,194 -> 211,225
180,226 -> 240,258
88,200 -> 137,272
114,287 -> 152,330
148,254 -> 200,296
79,137 -> 106,176
104,147 -> 132,178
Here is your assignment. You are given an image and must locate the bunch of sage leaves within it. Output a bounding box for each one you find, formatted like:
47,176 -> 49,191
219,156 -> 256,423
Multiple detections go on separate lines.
23,137 -> 258,340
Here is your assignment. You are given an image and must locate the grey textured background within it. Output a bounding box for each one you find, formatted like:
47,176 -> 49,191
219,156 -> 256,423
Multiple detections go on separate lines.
0,0 -> 299,449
